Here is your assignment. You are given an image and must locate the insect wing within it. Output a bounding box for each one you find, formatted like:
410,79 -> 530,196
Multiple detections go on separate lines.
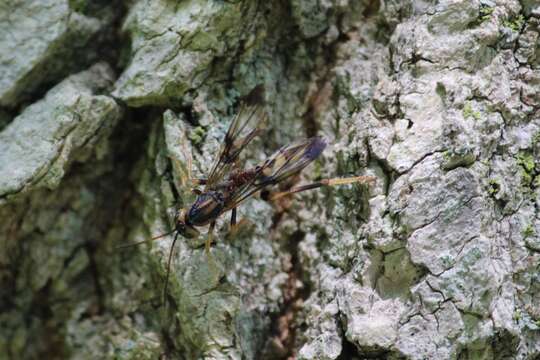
205,105 -> 266,190
222,136 -> 327,210
260,136 -> 327,186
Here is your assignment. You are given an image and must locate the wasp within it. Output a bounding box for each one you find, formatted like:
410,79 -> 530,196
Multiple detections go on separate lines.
120,100 -> 374,299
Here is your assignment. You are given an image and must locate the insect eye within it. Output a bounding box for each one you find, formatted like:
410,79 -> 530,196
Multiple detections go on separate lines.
176,222 -> 185,232
260,189 -> 270,200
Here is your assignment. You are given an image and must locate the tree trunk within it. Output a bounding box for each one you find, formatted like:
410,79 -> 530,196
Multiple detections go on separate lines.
1,0 -> 539,359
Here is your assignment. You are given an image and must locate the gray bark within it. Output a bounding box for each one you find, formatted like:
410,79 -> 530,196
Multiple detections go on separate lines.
1,0 -> 540,359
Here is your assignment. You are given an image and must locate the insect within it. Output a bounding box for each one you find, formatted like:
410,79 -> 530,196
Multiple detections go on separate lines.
120,101 -> 374,300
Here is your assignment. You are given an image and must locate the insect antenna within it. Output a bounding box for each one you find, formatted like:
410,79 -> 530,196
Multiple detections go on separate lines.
115,230 -> 180,306
115,230 -> 176,250
163,231 -> 180,304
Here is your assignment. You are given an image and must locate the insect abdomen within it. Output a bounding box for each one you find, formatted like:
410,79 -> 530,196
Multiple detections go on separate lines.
232,169 -> 257,186
221,168 -> 258,193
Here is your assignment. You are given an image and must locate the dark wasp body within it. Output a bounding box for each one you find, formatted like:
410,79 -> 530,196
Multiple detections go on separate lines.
120,102 -> 373,301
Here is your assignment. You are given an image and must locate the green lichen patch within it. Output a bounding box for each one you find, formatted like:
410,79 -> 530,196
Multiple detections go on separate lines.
487,179 -> 500,196
188,126 -> 207,146
523,221 -> 540,251
516,151 -> 538,188
442,148 -> 476,170
503,14 -> 525,32
462,102 -> 482,121
68,0 -> 88,13
522,223 -> 535,239
479,5 -> 494,23
517,152 -> 535,173
512,306 -> 540,331
532,130 -> 540,146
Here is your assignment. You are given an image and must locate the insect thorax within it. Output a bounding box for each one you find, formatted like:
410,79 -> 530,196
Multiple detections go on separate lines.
187,191 -> 225,226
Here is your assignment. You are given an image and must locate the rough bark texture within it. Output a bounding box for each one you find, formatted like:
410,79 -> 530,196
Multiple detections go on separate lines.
1,0 -> 540,359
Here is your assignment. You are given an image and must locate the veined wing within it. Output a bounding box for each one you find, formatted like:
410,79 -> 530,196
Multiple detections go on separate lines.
222,136 -> 327,211
205,104 -> 267,190
258,136 -> 327,187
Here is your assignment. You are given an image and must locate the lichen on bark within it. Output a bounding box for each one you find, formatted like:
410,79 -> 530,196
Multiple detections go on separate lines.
1,0 -> 540,359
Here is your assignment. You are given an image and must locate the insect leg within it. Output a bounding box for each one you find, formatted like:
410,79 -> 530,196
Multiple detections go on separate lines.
269,175 -> 375,201
227,208 -> 252,240
205,221 -> 216,256
227,207 -> 239,238
194,178 -> 208,185
231,208 -> 237,227
205,221 -> 220,281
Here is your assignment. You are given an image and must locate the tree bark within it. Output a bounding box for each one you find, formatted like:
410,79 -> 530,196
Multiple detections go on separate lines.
1,0 -> 539,359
